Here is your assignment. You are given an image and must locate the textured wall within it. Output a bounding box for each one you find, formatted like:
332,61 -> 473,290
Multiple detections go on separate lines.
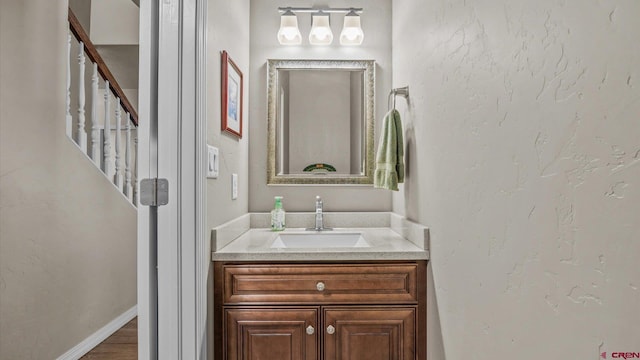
0,0 -> 137,358
248,0 -> 392,212
206,0 -> 250,229
392,0 -> 640,359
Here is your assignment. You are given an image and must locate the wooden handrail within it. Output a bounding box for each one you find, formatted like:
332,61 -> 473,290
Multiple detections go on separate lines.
68,8 -> 138,126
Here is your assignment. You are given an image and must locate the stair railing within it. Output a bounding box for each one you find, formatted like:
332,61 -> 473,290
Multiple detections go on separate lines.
66,8 -> 138,205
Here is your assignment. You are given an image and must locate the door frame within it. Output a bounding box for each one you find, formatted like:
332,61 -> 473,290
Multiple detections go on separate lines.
138,0 -> 208,358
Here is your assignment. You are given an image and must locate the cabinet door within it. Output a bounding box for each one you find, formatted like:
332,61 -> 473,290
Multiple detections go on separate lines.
225,308 -> 318,360
323,307 -> 416,360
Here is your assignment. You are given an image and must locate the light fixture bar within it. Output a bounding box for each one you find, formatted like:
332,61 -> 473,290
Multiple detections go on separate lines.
278,7 -> 363,14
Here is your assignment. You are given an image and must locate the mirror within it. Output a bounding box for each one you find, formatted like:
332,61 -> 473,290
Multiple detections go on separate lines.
267,59 -> 375,185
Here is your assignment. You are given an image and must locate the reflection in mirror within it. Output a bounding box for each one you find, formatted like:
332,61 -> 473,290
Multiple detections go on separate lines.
277,69 -> 364,175
267,59 -> 375,185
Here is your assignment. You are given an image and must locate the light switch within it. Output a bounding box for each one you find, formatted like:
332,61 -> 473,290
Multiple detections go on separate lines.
232,173 -> 238,200
207,145 -> 219,179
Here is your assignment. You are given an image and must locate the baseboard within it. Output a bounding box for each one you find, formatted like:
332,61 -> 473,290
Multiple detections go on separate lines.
56,305 -> 137,360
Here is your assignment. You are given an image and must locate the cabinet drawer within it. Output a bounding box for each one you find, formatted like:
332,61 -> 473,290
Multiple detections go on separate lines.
223,263 -> 418,304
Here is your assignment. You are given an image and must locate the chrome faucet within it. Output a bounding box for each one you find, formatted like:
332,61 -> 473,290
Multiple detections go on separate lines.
315,196 -> 324,230
308,196 -> 331,231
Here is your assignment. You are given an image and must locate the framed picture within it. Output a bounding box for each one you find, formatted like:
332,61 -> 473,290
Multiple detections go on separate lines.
221,50 -> 243,137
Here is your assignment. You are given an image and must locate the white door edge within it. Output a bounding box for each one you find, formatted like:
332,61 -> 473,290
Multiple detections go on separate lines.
194,0 -> 209,358
138,0 -> 208,359
137,0 -> 158,359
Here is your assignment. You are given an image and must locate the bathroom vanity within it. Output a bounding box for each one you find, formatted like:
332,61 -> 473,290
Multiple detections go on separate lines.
212,213 -> 429,360
214,260 -> 426,360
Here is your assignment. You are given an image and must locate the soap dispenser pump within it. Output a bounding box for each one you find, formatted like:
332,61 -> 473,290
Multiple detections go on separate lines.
271,196 -> 286,231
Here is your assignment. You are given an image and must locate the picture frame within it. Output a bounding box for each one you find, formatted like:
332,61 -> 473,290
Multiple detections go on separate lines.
221,50 -> 243,138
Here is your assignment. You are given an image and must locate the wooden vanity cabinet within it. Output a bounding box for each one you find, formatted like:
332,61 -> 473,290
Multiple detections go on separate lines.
214,261 -> 427,360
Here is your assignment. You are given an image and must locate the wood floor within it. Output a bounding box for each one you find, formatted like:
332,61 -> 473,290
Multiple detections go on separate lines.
81,317 -> 137,359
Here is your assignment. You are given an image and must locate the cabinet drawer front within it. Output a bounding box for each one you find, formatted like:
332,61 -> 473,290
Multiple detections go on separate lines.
223,264 -> 418,304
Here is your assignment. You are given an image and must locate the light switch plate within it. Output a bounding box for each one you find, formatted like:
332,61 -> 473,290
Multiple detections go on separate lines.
231,173 -> 238,200
207,145 -> 219,179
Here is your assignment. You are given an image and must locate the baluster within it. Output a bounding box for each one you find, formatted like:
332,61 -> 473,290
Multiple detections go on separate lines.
66,33 -> 72,138
133,136 -> 138,205
90,63 -> 100,163
124,113 -> 133,200
77,42 -> 87,151
103,81 -> 112,176
114,98 -> 123,189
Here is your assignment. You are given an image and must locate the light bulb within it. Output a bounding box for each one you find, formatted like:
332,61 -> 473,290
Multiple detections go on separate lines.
282,28 -> 298,40
343,29 -> 359,40
314,28 -> 331,40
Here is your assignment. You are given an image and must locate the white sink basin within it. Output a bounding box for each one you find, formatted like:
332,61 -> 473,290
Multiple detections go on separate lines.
271,232 -> 370,249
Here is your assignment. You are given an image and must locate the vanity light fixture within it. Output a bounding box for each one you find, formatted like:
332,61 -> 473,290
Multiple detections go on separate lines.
339,10 -> 364,45
309,11 -> 333,45
277,9 -> 302,45
277,7 -> 364,46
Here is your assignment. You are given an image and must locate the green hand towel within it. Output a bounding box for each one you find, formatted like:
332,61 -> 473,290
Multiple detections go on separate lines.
374,109 -> 404,191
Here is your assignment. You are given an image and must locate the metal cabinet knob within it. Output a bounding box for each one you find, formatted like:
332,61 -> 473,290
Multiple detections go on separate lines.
306,325 -> 315,335
316,282 -> 325,291
326,325 -> 335,334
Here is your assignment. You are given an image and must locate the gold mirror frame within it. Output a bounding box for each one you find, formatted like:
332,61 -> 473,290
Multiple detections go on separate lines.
267,59 -> 375,185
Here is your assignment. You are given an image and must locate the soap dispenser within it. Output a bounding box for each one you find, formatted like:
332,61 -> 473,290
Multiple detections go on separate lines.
271,196 -> 286,231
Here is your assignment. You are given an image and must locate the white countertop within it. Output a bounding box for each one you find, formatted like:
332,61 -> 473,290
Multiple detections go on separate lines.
212,227 -> 429,261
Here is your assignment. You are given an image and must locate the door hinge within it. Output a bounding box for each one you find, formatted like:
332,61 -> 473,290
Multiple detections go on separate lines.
140,178 -> 169,206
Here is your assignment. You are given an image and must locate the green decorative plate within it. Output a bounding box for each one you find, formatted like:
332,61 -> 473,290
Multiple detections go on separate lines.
303,163 -> 337,172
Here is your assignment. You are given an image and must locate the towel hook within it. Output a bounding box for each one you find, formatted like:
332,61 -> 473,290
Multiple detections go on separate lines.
388,86 -> 409,111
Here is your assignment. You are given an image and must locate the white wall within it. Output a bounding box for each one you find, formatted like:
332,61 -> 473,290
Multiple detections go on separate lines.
205,1 -> 250,358
249,0 -> 393,212
392,0 -> 640,359
0,1 -> 137,358
69,0 -> 92,32
90,0 -> 139,45
206,0 -> 250,230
